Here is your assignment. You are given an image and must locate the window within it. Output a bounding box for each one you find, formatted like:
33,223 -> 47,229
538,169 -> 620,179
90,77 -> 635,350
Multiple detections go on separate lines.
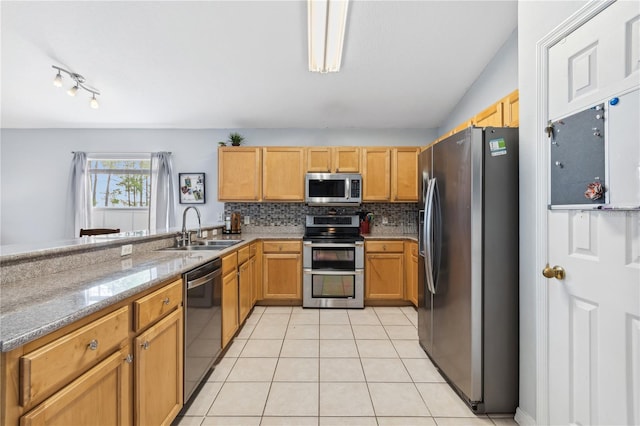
87,156 -> 151,231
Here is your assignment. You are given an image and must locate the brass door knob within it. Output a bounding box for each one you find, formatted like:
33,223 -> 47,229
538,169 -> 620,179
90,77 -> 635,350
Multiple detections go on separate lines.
542,264 -> 566,280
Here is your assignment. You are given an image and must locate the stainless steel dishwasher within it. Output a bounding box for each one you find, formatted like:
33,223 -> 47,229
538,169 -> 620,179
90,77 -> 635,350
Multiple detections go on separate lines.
183,257 -> 222,403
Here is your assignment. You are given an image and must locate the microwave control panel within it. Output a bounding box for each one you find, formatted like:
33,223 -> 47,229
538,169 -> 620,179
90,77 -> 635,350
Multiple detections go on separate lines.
351,179 -> 361,198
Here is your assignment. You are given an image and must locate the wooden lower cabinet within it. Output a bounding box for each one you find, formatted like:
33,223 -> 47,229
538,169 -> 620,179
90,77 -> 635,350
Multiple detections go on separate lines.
262,241 -> 302,300
251,242 -> 262,303
134,308 -> 183,426
19,346 -> 131,426
365,240 -> 405,301
222,252 -> 239,348
238,259 -> 252,324
2,277 -> 185,426
405,241 -> 418,307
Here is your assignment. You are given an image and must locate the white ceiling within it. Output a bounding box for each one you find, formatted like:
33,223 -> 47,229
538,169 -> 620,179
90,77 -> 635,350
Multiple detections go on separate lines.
0,1 -> 517,129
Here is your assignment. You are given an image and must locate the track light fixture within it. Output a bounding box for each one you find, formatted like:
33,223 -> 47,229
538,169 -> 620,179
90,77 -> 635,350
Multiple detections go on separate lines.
52,65 -> 100,109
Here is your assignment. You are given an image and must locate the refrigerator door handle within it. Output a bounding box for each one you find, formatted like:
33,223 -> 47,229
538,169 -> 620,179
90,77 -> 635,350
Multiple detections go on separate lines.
431,178 -> 442,293
424,177 -> 436,294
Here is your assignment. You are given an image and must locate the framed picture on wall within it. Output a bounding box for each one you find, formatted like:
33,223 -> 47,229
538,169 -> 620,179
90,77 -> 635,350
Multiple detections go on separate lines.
179,173 -> 205,204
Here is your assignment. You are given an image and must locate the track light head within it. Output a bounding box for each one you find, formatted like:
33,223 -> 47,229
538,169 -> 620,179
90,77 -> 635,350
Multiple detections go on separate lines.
90,94 -> 99,109
53,72 -> 63,87
67,85 -> 78,97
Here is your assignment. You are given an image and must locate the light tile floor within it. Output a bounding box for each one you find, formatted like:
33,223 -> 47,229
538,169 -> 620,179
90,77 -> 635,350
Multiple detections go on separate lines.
173,306 -> 518,426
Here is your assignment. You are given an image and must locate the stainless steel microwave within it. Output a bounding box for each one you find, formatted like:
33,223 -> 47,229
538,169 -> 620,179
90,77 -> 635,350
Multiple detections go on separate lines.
305,173 -> 362,206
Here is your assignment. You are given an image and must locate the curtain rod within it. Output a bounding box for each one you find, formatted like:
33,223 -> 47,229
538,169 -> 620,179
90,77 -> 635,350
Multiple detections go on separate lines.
71,151 -> 172,154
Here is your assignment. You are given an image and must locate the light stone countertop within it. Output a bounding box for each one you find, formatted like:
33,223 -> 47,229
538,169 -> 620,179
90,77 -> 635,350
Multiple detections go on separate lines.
0,230 -> 417,353
0,232 -> 302,353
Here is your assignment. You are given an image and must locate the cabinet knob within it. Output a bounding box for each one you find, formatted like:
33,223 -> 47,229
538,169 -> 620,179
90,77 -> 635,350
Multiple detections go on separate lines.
141,341 -> 150,350
88,339 -> 99,351
125,354 -> 133,364
163,297 -> 170,305
383,245 -> 387,251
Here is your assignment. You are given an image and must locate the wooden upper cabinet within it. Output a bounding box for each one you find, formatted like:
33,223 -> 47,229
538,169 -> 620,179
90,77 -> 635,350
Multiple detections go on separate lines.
306,147 -> 360,173
218,147 -> 261,201
474,102 -> 504,128
502,89 -> 519,127
391,147 -> 419,202
361,147 -> 391,201
333,147 -> 360,172
262,147 -> 305,201
306,147 -> 332,172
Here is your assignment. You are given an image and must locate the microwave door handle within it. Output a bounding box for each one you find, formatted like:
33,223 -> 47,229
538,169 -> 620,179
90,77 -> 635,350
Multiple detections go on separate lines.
345,178 -> 350,200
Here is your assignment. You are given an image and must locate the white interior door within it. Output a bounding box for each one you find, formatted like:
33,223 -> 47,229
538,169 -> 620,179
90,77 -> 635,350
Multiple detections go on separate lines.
545,1 -> 640,425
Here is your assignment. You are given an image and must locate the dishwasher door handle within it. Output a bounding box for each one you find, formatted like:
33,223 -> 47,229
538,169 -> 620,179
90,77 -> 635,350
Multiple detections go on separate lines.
186,269 -> 221,289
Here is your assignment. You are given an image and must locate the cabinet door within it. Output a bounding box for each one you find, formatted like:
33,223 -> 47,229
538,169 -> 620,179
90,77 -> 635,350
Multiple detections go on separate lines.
20,347 -> 131,426
362,148 -> 391,201
391,148 -> 419,202
238,261 -> 252,324
473,102 -> 504,127
218,147 -> 261,201
262,147 -> 305,201
251,243 -> 262,303
333,147 -> 360,172
263,253 -> 302,300
222,270 -> 239,348
135,308 -> 183,426
365,253 -> 404,300
405,242 -> 418,307
502,90 -> 519,127
306,147 -> 332,172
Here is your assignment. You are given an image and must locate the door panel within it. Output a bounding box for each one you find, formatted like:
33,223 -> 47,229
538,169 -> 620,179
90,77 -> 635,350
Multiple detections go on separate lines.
546,4 -> 640,424
549,1 -> 640,119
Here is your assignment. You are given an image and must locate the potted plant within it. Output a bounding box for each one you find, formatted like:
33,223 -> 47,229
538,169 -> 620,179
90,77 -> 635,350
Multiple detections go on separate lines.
228,132 -> 245,146
218,141 -> 227,147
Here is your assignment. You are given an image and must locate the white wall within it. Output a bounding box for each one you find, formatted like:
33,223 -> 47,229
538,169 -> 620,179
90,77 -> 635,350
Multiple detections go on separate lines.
437,28 -> 519,137
0,128 -> 433,245
517,1 -> 586,423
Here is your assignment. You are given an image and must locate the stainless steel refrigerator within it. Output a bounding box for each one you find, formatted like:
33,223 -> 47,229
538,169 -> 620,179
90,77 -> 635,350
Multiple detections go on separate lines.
418,127 -> 519,414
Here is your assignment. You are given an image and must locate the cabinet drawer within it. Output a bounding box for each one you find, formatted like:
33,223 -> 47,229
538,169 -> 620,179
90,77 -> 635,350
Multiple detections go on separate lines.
366,241 -> 404,253
222,252 -> 238,276
262,241 -> 301,253
238,245 -> 250,264
134,279 -> 182,331
249,243 -> 257,257
20,306 -> 129,406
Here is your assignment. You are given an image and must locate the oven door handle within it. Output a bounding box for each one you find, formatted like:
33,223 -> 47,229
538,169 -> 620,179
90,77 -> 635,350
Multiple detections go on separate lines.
303,242 -> 364,248
186,269 -> 221,289
303,270 -> 363,275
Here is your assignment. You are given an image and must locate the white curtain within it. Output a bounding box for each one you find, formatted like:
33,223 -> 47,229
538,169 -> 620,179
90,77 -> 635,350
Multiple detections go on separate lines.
68,152 -> 92,238
149,152 -> 176,231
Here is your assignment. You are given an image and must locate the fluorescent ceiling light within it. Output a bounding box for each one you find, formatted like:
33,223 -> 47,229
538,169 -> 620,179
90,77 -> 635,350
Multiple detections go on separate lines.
308,0 -> 349,73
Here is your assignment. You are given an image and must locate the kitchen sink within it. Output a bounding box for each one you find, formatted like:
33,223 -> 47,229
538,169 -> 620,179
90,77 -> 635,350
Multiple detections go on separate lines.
200,239 -> 244,248
160,239 -> 244,251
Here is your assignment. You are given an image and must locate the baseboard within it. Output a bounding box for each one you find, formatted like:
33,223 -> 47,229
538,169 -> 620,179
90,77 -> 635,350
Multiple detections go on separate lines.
514,407 -> 536,425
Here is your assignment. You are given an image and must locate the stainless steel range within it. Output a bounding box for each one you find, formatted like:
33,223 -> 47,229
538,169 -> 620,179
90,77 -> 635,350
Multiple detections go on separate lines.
303,215 -> 364,309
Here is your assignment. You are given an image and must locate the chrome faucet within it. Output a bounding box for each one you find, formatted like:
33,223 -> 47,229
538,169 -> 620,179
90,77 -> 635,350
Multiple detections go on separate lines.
180,206 -> 202,245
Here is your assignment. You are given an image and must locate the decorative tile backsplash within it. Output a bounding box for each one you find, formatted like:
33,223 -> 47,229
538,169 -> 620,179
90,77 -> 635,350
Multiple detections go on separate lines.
224,202 -> 419,235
